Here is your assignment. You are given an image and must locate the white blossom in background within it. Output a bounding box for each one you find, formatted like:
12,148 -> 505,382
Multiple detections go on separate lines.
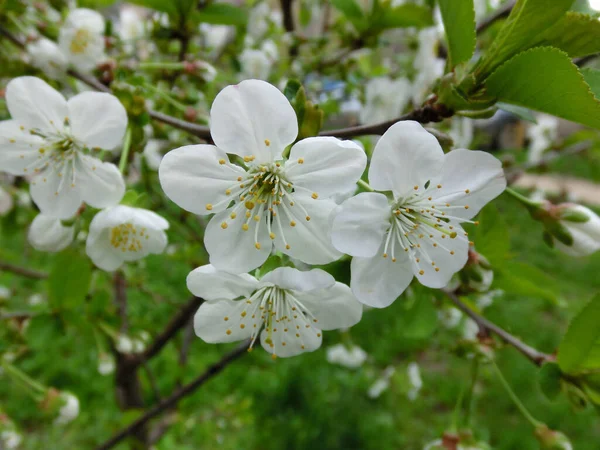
360,77 -> 411,125
438,306 -> 462,328
142,139 -> 166,171
331,121 -> 506,307
239,48 -> 272,80
59,8 -> 106,72
116,335 -> 134,353
0,430 -> 22,449
412,28 -> 445,105
463,317 -> 480,340
26,38 -> 68,79
449,117 -> 475,149
0,285 -> 10,300
117,8 -> 145,43
86,205 -> 169,271
407,362 -> 423,401
527,114 -> 559,163
98,353 -> 115,375
0,186 -> 13,216
367,366 -> 395,399
28,214 -> 75,252
553,204 -> 600,256
200,23 -> 235,55
160,80 -> 366,274
0,77 -> 127,219
188,265 -> 362,358
28,293 -> 45,306
54,392 -> 80,425
326,344 -> 368,368
247,2 -> 282,43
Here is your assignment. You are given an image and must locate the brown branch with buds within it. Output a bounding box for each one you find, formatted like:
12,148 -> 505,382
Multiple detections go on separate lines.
0,261 -> 48,280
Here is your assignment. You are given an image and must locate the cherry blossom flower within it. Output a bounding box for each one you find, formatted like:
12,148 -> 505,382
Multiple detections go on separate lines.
54,392 -> 80,425
0,186 -> 13,216
159,80 -> 367,273
86,206 -> 169,271
552,204 -> 600,256
239,48 -> 272,80
188,265 -> 363,359
331,121 -> 506,307
26,37 -> 68,79
326,344 -> 367,368
360,76 -> 411,125
58,8 -> 106,72
0,430 -> 22,450
527,114 -> 559,163
28,214 -> 75,252
0,77 -> 127,219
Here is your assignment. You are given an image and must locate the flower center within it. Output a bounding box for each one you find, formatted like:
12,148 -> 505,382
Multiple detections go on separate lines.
110,223 -> 148,253
222,286 -> 321,359
70,29 -> 93,54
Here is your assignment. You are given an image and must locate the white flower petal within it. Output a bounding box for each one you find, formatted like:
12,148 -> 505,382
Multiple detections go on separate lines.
294,282 -> 363,330
260,267 -> 334,292
204,209 -> 272,273
274,196 -> 342,265
186,264 -> 259,301
6,77 -> 68,132
159,145 -> 245,215
259,314 -> 322,358
331,192 -> 391,257
556,205 -> 600,256
369,121 -> 444,196
26,38 -> 68,80
350,242 -> 414,307
210,80 -> 298,163
67,92 -> 128,150
59,8 -> 106,72
28,214 -> 74,252
76,154 -> 125,209
412,227 -> 469,288
432,149 -> 506,219
30,166 -> 82,219
285,137 -> 367,198
86,229 -> 124,271
194,299 -> 254,343
0,120 -> 45,175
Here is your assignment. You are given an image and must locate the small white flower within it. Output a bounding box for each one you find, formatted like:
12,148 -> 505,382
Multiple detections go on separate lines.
553,204 -> 600,256
0,186 -> 13,216
117,8 -> 145,43
0,430 -> 22,449
86,205 -> 169,271
331,121 -> 506,307
239,48 -> 272,80
55,392 -> 80,425
407,362 -> 423,401
326,344 -> 367,368
116,335 -> 134,353
59,8 -> 106,72
413,27 -> 445,105
189,265 -> 363,358
438,306 -> 462,328
200,24 -> 235,54
360,77 -> 411,125
462,318 -> 480,340
159,80 -> 367,273
28,214 -> 75,252
0,285 -> 10,300
0,77 -> 127,219
527,114 -> 558,163
367,365 -> 395,399
449,117 -> 474,149
26,38 -> 68,80
247,2 -> 280,42
28,293 -> 45,306
98,352 -> 115,375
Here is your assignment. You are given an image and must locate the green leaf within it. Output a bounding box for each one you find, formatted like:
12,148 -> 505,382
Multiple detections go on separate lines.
536,12 -> 600,58
398,292 -> 438,339
47,250 -> 92,310
581,67 -> 600,100
497,102 -> 537,123
538,362 -> 563,401
494,261 -> 563,305
375,4 -> 434,29
472,204 -> 510,265
331,0 -> 366,31
128,0 -> 177,15
437,0 -> 476,68
475,0 -> 573,79
283,79 -> 302,102
558,294 -> 600,374
196,3 -> 248,26
485,47 -> 600,130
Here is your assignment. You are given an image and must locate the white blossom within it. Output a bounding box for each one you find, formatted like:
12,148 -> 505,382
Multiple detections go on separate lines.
116,335 -> 134,353
239,48 -> 272,80
26,38 -> 68,79
0,430 -> 22,449
28,214 -> 75,252
0,285 -> 10,300
360,77 -> 411,125
527,114 -> 558,163
98,353 -> 115,375
247,2 -> 281,42
367,366 -> 395,398
86,205 -> 169,271
0,186 -> 13,216
200,23 -> 235,54
412,28 -> 445,105
117,8 -> 145,43
28,293 -> 45,306
554,204 -> 600,256
59,8 -> 106,72
0,77 -> 127,219
331,121 -> 506,307
326,344 -> 367,368
189,265 -> 363,358
407,362 -> 423,401
159,80 -> 366,273
55,392 -> 80,425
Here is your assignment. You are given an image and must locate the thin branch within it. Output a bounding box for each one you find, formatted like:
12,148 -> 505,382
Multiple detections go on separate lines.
445,291 -> 552,366
113,271 -> 128,333
280,0 -> 295,33
96,340 -> 250,450
476,1 -> 515,34
0,261 -> 48,280
133,296 -> 204,367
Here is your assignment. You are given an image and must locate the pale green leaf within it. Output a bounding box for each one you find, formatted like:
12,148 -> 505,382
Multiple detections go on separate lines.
558,294 -> 600,374
437,0 -> 476,68
494,261 -> 562,305
196,3 -> 248,26
581,67 -> 600,100
399,293 -> 438,339
536,12 -> 600,58
538,362 -> 563,401
47,250 -> 92,310
376,4 -> 434,29
485,47 -> 600,130
473,203 -> 510,265
497,102 -> 537,123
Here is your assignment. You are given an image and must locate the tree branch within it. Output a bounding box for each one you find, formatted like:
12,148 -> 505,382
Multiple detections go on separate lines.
0,261 -> 48,280
445,291 -> 552,366
96,340 -> 250,450
113,271 -> 128,333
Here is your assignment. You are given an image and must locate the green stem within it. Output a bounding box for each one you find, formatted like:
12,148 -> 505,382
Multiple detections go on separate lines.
450,382 -> 466,432
357,179 -> 374,192
1,360 -> 47,394
491,359 -> 543,428
463,358 -> 480,428
505,187 -> 541,209
6,12 -> 30,35
118,126 -> 132,174
138,61 -> 186,71
143,82 -> 188,112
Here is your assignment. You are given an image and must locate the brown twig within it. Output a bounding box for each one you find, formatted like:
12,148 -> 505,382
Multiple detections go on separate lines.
96,340 -> 250,450
445,291 -> 552,366
113,271 -> 128,333
0,261 -> 48,280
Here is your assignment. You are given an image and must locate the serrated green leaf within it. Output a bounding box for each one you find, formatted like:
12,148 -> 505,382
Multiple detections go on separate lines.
485,47 -> 600,130
375,4 -> 434,29
196,3 -> 248,26
558,294 -> 600,374
475,0 -> 573,79
497,102 -> 537,123
494,261 -> 562,305
47,250 -> 92,310
283,79 -> 302,102
473,204 -> 510,265
581,67 -> 600,100
538,362 -> 563,401
536,12 -> 600,58
437,0 -> 476,68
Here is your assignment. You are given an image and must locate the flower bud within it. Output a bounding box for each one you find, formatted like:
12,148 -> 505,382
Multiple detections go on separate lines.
535,426 -> 573,450
461,250 -> 494,292
26,37 -> 68,80
553,204 -> 600,256
98,352 -> 115,376
28,214 -> 75,253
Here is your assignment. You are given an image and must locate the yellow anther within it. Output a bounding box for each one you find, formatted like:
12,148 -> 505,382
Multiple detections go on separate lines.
419,270 -> 424,275
285,244 -> 290,249
469,241 -> 474,246
253,215 -> 260,221
245,201 -> 255,210
317,333 -> 321,337
237,176 -> 243,181
392,258 -> 397,262
218,159 -> 226,165
242,224 -> 249,231
246,211 -> 251,218
305,216 -> 311,221
311,192 -> 318,199
225,189 -> 231,195
474,221 -> 480,226
230,212 -> 237,219
39,148 -> 45,153
206,203 -> 213,211
450,231 -> 457,239
290,221 -> 296,227
243,155 -> 255,162
465,189 -> 470,193
297,158 -> 304,164
255,242 -> 261,249
450,250 -> 455,255
264,139 -> 271,146
413,185 -> 419,190
435,268 -> 440,272
437,184 -> 442,188
272,354 -> 277,360
240,324 -> 245,329
221,222 -> 228,229
269,232 -> 276,240
9,139 -> 15,143
290,201 -> 295,206
226,330 -> 232,335
224,317 -> 229,321
464,205 -> 470,210
383,253 -> 388,258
